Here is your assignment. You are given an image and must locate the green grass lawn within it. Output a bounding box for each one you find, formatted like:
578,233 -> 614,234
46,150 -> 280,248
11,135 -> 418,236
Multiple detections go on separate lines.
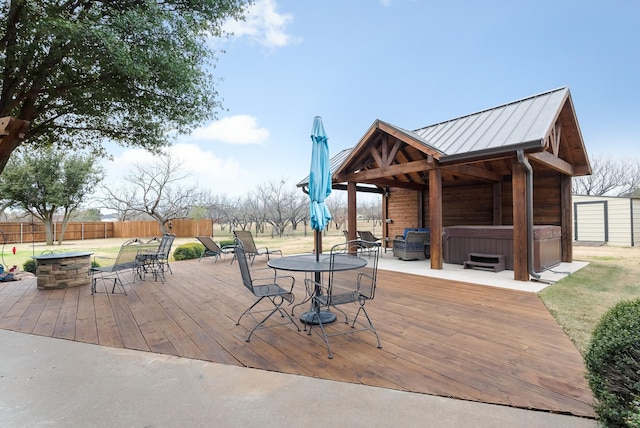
539,249 -> 640,355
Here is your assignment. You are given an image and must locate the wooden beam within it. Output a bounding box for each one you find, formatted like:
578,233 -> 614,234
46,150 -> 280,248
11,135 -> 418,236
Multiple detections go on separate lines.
512,160 -> 529,281
528,151 -> 574,175
387,139 -> 402,168
561,175 -> 573,262
429,168 -> 443,270
346,158 -> 434,182
442,164 -> 503,182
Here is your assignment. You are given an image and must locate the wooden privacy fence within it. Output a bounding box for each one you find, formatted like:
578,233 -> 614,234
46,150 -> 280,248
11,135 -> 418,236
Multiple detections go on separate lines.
0,219 -> 214,244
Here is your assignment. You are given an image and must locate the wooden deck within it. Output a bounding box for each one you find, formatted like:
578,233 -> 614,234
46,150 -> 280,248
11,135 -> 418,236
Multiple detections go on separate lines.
0,257 -> 594,418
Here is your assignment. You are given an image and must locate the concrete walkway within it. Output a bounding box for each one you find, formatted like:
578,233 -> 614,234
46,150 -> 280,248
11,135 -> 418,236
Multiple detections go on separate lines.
1,329 -> 596,427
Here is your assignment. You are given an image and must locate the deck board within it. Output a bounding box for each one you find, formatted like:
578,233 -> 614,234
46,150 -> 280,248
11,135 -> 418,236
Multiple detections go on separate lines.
0,258 -> 595,418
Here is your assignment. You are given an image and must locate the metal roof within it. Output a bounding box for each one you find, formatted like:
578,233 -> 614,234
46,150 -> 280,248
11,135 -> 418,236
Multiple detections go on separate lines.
413,87 -> 569,162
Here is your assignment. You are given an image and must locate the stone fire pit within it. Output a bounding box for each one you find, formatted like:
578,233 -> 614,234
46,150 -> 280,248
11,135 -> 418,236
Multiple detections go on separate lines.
32,251 -> 93,290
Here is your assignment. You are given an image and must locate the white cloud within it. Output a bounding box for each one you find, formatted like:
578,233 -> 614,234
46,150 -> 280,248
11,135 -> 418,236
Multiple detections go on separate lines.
223,0 -> 300,49
191,115 -> 270,145
102,144 -> 248,195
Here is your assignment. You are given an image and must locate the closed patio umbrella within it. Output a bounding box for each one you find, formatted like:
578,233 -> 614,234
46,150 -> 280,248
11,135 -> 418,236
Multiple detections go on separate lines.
309,116 -> 332,244
304,116 -> 334,324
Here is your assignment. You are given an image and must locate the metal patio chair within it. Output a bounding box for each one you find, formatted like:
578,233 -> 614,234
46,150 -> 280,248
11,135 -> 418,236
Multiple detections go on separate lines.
135,234 -> 175,282
305,240 -> 382,358
234,239 -> 300,342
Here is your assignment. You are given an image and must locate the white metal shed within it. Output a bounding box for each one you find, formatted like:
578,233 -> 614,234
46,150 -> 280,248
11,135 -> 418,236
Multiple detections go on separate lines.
573,195 -> 640,246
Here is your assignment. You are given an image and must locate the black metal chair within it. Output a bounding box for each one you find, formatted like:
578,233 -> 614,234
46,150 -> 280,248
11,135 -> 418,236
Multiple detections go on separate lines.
135,234 -> 175,282
305,240 -> 382,359
234,239 -> 300,342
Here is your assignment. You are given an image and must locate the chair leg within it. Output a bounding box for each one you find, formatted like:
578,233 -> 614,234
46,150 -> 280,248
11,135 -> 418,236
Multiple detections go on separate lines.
236,297 -> 265,327
306,305 -> 334,359
237,296 -> 300,342
351,306 -> 382,349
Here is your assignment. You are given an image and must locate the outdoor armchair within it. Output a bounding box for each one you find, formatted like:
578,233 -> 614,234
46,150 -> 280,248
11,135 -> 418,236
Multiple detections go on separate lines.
232,230 -> 282,265
393,231 -> 430,261
196,236 -> 233,262
305,240 -> 382,359
233,239 -> 300,342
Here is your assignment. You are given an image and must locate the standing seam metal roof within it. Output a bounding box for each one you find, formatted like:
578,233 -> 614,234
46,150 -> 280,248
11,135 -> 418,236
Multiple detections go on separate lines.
413,87 -> 568,159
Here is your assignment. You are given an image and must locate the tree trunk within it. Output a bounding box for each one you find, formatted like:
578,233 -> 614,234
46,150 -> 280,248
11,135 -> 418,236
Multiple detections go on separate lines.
0,118 -> 30,175
43,217 -> 54,246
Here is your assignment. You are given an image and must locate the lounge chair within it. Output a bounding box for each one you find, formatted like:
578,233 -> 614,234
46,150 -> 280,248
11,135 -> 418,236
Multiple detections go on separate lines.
91,238 -> 146,294
358,230 -> 381,247
196,236 -> 233,262
232,230 -> 282,265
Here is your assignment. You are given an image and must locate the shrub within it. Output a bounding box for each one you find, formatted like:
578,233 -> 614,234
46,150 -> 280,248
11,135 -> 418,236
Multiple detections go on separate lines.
585,298 -> 640,427
173,243 -> 203,261
219,239 -> 235,248
23,259 -> 36,274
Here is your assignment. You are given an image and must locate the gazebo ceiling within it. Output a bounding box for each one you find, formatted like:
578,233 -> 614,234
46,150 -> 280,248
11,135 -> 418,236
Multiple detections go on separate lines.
326,87 -> 591,193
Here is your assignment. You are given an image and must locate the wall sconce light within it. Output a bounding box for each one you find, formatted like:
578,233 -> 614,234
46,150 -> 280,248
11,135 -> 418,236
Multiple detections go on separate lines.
385,218 -> 393,224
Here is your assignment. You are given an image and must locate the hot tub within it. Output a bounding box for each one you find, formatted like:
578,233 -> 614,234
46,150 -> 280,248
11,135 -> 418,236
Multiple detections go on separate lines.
443,225 -> 561,272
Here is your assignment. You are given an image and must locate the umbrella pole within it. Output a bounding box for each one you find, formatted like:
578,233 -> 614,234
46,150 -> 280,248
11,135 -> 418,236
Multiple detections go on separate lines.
314,230 -> 321,281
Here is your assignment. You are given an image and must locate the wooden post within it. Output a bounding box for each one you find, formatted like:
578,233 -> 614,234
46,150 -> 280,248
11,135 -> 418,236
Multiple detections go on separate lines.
429,168 -> 443,270
512,161 -> 529,281
347,181 -> 357,242
561,175 -> 573,262
493,182 -> 502,225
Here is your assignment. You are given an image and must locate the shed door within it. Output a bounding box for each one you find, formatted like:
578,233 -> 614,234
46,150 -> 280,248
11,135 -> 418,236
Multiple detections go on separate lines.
574,201 -> 608,242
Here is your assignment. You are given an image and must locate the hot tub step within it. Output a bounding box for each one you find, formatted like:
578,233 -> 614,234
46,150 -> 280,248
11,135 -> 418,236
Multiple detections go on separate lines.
464,253 -> 505,273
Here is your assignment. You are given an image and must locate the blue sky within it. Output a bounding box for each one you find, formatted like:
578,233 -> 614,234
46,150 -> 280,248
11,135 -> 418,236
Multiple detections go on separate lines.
103,0 -> 640,198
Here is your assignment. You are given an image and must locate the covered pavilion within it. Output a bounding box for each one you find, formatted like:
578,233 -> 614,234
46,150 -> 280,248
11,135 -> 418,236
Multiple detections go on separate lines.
301,87 -> 591,281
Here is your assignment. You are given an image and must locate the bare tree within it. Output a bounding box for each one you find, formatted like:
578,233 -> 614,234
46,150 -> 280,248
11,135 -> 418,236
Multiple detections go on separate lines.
255,179 -> 304,238
573,156 -> 640,196
326,192 -> 347,231
101,153 -> 200,234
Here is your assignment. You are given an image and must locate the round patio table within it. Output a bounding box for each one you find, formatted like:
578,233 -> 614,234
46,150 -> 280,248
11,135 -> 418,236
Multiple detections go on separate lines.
268,253 -> 367,324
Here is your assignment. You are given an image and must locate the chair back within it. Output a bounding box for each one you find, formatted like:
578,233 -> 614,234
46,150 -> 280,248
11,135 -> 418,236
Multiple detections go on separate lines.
328,240 -> 379,302
197,236 -> 221,253
358,231 -> 379,242
234,239 -> 254,293
157,234 -> 175,258
233,230 -> 258,254
115,238 -> 146,270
